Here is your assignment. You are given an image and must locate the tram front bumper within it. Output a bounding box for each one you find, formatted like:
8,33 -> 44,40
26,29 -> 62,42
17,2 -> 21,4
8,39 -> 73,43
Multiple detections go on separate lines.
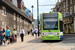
42,36 -> 60,40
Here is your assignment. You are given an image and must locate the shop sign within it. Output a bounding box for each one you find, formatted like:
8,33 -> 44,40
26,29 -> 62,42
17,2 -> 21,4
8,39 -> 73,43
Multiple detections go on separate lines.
65,12 -> 70,16
65,19 -> 71,22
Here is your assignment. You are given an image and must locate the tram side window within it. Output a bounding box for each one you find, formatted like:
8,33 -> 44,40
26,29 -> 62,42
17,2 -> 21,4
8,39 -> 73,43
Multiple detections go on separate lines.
60,21 -> 63,31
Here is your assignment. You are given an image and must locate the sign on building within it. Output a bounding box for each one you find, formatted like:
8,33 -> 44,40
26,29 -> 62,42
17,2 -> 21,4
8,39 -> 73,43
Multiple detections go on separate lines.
65,12 -> 70,16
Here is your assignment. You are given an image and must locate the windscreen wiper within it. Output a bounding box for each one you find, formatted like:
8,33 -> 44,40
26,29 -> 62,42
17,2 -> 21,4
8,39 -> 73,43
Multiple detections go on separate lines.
46,28 -> 51,32
48,30 -> 51,32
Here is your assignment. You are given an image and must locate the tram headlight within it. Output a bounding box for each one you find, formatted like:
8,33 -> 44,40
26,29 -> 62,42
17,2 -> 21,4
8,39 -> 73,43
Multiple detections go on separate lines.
56,33 -> 59,35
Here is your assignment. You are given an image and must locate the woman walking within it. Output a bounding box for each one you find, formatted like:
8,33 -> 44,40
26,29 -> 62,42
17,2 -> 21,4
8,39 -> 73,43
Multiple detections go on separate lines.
5,26 -> 11,45
13,29 -> 17,39
19,28 -> 25,42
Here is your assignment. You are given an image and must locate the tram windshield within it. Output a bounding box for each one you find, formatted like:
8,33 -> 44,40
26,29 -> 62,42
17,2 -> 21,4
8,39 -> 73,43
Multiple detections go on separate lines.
43,13 -> 58,30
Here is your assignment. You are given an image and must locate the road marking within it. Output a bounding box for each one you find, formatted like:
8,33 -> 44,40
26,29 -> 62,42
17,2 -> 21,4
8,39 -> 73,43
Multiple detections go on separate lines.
14,43 -> 38,50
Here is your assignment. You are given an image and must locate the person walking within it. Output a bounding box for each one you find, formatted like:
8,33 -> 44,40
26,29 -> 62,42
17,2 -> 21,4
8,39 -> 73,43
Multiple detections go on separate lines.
0,26 -> 6,46
13,29 -> 17,39
27,29 -> 30,35
5,26 -> 11,45
19,28 -> 25,42
32,27 -> 38,38
30,28 -> 32,35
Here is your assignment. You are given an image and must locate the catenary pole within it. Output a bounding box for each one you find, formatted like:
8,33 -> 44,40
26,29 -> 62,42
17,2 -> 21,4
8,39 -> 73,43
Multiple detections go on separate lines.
37,0 -> 39,36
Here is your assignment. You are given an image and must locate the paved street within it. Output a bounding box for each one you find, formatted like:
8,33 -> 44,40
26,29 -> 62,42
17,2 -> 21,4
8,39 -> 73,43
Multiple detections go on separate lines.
0,34 -> 75,50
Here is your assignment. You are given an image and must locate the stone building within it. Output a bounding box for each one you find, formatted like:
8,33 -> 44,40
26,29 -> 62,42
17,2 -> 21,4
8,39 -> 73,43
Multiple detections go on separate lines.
0,0 -> 32,35
54,0 -> 75,34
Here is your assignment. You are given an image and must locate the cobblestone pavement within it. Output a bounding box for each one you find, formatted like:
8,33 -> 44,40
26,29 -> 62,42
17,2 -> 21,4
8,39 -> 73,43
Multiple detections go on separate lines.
0,34 -> 75,50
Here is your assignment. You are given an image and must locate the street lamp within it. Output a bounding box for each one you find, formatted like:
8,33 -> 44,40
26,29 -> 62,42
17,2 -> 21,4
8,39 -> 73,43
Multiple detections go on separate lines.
31,5 -> 34,29
31,5 -> 34,18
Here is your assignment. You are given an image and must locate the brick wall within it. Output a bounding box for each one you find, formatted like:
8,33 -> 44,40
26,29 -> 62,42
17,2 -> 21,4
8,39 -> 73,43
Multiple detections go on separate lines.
0,4 -> 32,35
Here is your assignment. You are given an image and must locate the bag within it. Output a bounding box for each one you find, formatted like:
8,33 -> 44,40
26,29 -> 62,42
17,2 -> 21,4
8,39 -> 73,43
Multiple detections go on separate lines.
14,35 -> 16,41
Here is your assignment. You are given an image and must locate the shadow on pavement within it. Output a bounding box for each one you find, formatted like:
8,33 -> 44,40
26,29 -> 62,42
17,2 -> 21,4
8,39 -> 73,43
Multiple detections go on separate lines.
27,37 -> 61,43
27,35 -> 75,44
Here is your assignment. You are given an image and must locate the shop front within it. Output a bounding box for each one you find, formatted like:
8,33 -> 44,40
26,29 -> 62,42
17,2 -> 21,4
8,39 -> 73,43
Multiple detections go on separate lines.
64,17 -> 74,34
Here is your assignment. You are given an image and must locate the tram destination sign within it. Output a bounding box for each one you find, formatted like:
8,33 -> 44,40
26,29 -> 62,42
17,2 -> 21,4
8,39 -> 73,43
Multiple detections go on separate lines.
43,13 -> 58,18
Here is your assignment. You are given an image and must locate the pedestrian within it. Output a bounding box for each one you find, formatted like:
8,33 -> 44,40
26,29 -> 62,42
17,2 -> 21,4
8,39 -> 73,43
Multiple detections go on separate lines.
13,29 -> 17,39
30,29 -> 32,34
32,27 -> 38,38
19,28 -> 25,42
30,28 -> 33,36
27,29 -> 30,35
5,26 -> 11,45
0,26 -> 6,46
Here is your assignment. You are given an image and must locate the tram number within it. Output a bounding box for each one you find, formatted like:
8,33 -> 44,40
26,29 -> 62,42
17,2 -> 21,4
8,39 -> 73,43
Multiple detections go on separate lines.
49,33 -> 52,34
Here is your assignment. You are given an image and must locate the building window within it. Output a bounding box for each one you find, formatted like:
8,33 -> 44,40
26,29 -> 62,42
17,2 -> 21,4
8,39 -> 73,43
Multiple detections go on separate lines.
66,0 -> 68,6
2,6 -> 6,16
66,8 -> 68,12
70,7 -> 72,14
74,5 -> 75,13
64,2 -> 65,8
14,13 -> 16,20
70,0 -> 72,4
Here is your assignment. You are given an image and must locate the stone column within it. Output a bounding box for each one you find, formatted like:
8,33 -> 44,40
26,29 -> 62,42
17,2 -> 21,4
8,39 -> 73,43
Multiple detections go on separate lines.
74,17 -> 75,33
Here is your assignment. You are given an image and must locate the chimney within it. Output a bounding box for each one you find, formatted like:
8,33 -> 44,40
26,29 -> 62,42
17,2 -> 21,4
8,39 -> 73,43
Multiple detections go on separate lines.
17,0 -> 22,9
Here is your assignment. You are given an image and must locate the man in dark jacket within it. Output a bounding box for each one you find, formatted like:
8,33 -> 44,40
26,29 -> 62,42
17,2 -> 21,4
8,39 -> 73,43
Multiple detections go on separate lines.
0,26 -> 6,46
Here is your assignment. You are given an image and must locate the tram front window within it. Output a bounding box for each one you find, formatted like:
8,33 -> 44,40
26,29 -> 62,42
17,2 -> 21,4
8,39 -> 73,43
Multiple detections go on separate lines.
43,13 -> 58,30
43,18 -> 58,30
43,21 -> 58,30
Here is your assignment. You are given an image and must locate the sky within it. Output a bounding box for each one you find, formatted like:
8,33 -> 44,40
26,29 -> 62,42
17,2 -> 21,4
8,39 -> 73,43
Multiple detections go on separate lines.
23,0 -> 58,19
